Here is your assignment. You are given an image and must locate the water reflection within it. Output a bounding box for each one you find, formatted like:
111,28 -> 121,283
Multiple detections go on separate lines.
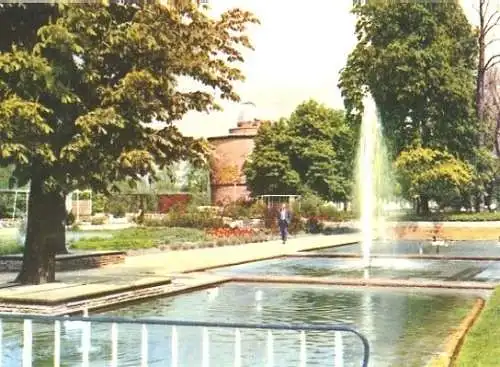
0,283 -> 481,366
216,257 -> 500,282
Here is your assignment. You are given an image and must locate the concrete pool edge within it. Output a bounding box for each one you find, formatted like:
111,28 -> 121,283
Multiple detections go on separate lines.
427,298 -> 485,367
288,253 -> 500,261
223,275 -> 497,290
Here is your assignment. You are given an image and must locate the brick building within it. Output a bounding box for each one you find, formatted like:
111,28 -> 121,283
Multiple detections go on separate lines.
208,103 -> 265,205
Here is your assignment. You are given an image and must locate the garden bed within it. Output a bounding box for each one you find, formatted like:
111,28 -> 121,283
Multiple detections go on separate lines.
70,226 -> 277,252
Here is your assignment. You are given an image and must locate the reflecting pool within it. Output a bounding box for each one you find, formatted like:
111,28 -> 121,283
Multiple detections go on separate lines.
0,283 -> 485,366
214,257 -> 500,282
311,240 -> 500,257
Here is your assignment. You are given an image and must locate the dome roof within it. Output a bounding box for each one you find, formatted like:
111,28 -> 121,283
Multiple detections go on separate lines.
237,101 -> 258,123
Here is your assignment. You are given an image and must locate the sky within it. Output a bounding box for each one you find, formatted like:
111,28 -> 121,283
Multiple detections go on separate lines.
174,0 -> 498,139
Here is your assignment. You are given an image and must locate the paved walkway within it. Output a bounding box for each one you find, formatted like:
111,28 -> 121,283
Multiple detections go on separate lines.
0,233 -> 361,305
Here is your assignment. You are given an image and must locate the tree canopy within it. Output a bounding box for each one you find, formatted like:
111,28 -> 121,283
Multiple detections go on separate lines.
339,0 -> 478,159
244,100 -> 355,202
0,2 -> 258,283
394,147 -> 474,213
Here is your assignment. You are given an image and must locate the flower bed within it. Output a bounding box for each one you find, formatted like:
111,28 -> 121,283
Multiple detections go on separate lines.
205,227 -> 273,246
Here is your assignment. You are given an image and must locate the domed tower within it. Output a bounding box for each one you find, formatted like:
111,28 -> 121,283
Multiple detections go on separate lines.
208,102 -> 263,205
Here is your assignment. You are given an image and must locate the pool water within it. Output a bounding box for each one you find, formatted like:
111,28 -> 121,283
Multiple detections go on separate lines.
214,257 -> 500,282
313,240 -> 500,257
0,283 -> 484,366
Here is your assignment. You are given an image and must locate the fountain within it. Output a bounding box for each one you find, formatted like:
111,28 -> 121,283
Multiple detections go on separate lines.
356,95 -> 391,268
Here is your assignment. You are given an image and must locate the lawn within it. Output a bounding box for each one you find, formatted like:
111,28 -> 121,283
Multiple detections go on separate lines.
0,228 -> 23,255
0,227 -> 208,253
70,227 -> 207,251
454,287 -> 500,367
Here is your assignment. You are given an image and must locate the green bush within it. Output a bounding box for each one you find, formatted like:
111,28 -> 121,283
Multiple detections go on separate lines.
298,194 -> 322,217
90,216 -> 107,225
222,200 -> 251,219
92,193 -> 108,214
72,227 -> 207,250
306,217 -> 324,234
66,211 -> 76,226
289,212 -> 304,234
106,197 -> 127,218
142,207 -> 223,229
249,201 -> 267,219
392,211 -> 500,222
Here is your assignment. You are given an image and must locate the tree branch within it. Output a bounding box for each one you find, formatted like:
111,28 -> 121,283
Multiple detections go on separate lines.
485,54 -> 500,70
484,11 -> 500,36
486,38 -> 500,48
484,0 -> 491,20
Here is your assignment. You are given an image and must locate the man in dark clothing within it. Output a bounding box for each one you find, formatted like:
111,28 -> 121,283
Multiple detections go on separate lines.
277,203 -> 292,244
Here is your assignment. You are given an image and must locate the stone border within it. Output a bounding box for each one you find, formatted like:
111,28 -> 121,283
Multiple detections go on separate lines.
289,253 -> 500,261
427,298 -> 485,367
0,277 -> 231,316
1,277 -> 173,306
0,251 -> 126,272
0,275 -> 492,315
226,275 -> 497,290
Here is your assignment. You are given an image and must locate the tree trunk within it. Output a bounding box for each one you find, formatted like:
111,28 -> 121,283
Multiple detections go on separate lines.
474,193 -> 484,212
420,196 -> 430,215
477,0 -> 486,124
53,192 -> 68,254
15,178 -> 65,284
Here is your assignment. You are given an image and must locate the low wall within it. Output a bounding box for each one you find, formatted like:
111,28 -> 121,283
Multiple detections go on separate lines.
0,251 -> 126,272
387,222 -> 500,240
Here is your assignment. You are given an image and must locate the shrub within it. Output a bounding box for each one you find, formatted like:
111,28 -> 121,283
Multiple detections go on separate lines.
66,211 -> 76,226
306,217 -> 324,234
92,193 -> 108,214
106,198 -> 127,218
142,207 -> 223,229
90,216 -> 107,225
391,211 -> 500,222
222,199 -> 252,219
299,194 -> 322,217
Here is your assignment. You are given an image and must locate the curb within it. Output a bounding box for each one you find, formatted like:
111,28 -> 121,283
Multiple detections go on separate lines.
427,297 -> 485,367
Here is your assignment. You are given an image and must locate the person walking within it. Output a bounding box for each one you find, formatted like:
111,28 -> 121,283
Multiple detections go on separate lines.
277,203 -> 292,244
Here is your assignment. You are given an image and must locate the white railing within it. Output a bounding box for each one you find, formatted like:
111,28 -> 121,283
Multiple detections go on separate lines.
0,312 -> 370,367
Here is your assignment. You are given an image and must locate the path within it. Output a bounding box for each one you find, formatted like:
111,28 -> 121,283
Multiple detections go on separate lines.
0,233 -> 361,309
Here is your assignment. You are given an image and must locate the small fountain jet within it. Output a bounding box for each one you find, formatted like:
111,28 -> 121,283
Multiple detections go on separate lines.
357,95 -> 390,268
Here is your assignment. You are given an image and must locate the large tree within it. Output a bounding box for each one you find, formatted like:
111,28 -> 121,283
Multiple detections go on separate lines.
394,147 -> 474,214
244,100 -> 354,202
0,2 -> 257,284
339,0 -> 478,159
244,119 -> 302,196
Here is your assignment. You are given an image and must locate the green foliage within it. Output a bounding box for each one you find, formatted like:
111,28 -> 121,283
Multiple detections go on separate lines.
66,211 -> 75,225
391,211 -> 500,222
395,147 -> 474,208
395,148 -> 474,210
469,148 -> 500,208
0,3 -> 258,192
339,0 -> 478,159
0,241 -> 24,255
142,207 -> 223,229
71,227 -> 207,251
244,119 -> 302,195
90,216 -> 107,225
91,193 -> 107,214
105,197 -> 128,218
244,100 -> 355,201
455,288 -> 500,367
